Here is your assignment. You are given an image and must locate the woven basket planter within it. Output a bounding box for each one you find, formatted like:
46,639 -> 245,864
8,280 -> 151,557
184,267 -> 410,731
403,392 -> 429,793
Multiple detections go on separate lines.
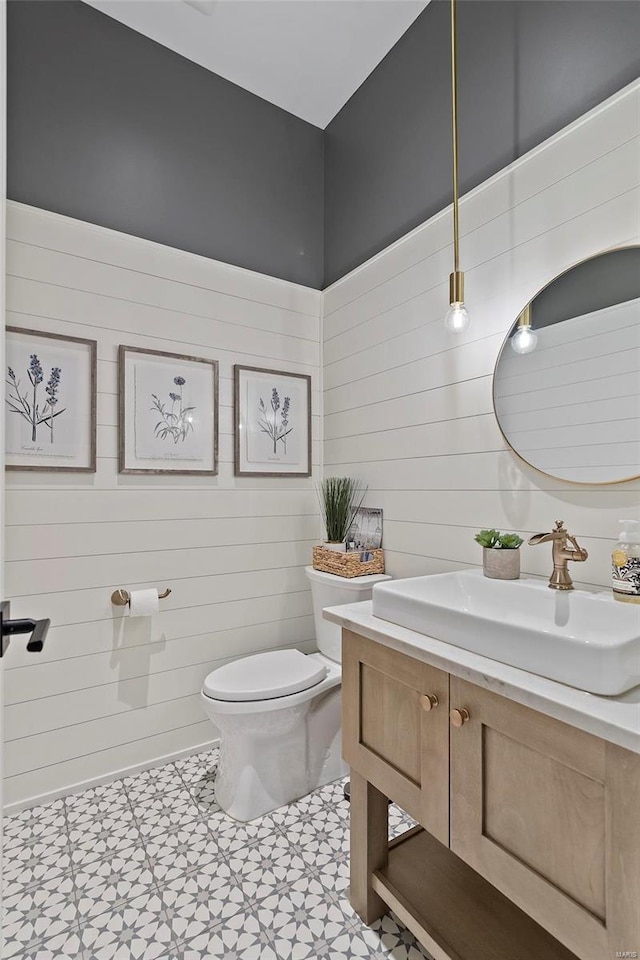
312,545 -> 385,578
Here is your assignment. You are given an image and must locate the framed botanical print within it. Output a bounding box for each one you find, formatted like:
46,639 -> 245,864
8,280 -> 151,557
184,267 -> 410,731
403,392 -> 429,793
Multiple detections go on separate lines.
119,346 -> 218,475
5,327 -> 97,472
234,365 -> 312,477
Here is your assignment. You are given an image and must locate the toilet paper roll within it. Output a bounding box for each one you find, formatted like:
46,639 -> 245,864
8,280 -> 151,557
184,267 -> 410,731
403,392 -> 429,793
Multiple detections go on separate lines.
128,589 -> 159,618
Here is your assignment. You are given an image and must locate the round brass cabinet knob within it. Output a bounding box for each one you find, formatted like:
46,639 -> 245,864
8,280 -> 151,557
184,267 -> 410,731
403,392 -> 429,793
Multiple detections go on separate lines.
421,694 -> 439,712
450,707 -> 471,727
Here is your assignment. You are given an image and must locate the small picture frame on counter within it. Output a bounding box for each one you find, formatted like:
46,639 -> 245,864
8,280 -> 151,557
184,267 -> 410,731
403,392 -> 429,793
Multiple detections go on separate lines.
347,507 -> 383,552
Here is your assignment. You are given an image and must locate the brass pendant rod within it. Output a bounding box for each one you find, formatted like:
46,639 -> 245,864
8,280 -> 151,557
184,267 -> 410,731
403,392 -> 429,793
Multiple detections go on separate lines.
450,0 -> 460,274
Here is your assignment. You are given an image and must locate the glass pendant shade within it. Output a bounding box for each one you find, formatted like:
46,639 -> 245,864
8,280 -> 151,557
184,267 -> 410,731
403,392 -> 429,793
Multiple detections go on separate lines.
510,306 -> 537,354
510,325 -> 538,354
444,302 -> 470,332
444,269 -> 470,332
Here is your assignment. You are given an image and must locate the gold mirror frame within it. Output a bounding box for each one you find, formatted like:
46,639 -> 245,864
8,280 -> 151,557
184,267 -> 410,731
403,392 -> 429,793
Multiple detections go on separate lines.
493,244 -> 640,486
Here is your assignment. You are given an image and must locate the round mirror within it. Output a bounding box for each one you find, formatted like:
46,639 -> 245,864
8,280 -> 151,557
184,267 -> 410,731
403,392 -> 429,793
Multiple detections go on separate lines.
493,246 -> 640,485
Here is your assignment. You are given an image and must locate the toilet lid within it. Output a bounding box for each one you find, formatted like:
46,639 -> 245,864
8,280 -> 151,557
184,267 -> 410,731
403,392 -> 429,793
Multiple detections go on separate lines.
203,650 -> 327,702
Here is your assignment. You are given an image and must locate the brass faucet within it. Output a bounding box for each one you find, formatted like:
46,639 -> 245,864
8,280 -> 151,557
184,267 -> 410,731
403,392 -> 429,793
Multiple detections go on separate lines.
528,520 -> 588,590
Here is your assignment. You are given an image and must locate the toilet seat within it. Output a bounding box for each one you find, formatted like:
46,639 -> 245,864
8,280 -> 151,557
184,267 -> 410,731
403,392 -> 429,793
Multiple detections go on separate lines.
201,653 -> 341,716
203,649 -> 327,702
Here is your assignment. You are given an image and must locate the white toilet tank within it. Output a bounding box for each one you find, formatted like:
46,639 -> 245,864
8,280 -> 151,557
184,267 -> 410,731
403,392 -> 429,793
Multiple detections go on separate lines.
305,566 -> 391,664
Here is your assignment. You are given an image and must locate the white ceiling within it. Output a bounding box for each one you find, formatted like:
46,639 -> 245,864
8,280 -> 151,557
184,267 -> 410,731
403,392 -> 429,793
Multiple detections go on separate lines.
84,0 -> 428,128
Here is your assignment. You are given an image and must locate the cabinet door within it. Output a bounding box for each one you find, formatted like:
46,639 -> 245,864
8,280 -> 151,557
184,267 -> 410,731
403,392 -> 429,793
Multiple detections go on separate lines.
450,677 -> 640,960
342,629 -> 449,844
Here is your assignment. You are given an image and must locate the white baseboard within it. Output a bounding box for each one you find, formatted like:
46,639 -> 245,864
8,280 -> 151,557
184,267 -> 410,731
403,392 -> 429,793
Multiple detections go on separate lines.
2,737 -> 220,817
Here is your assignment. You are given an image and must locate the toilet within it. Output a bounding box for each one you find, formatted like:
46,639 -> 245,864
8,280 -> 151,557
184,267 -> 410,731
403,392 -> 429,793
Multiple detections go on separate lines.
200,565 -> 390,821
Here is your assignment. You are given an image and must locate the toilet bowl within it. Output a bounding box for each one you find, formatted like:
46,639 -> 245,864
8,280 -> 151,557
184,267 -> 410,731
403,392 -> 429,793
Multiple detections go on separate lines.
201,565 -> 390,821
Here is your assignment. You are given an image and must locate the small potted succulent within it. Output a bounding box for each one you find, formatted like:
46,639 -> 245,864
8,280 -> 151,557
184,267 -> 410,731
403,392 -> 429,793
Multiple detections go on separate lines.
317,476 -> 367,552
475,529 -> 524,580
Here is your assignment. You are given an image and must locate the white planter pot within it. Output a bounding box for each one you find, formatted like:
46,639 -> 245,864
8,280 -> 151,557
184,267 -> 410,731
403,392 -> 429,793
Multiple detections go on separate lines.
323,541 -> 347,553
483,547 -> 520,580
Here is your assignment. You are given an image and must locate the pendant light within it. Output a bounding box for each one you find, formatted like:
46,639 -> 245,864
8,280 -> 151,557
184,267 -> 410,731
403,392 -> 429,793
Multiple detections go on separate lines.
444,0 -> 470,333
510,304 -> 538,355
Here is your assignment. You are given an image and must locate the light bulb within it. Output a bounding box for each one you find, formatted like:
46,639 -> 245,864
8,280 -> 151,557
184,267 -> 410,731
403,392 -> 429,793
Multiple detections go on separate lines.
444,302 -> 470,333
510,325 -> 538,355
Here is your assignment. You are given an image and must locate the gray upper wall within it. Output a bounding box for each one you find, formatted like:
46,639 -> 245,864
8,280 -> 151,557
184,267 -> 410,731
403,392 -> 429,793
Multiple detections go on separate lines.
324,0 -> 640,287
8,1 -> 640,292
7,0 -> 324,289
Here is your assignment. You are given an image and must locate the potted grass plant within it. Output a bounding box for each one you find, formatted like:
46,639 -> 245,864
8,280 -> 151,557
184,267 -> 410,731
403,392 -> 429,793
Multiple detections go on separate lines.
318,477 -> 367,552
475,529 -> 524,580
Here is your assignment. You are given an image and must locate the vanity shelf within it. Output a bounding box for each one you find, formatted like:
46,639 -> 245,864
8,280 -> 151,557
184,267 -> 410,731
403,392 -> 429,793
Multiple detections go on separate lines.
375,828 -> 578,960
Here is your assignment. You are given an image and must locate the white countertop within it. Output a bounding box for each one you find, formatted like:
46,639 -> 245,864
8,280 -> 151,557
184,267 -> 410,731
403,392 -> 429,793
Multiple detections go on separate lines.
324,600 -> 640,755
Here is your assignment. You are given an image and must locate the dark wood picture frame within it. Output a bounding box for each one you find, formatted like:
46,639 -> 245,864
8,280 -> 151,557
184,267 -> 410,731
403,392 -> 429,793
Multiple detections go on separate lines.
119,345 -> 219,476
234,364 -> 312,478
5,326 -> 97,473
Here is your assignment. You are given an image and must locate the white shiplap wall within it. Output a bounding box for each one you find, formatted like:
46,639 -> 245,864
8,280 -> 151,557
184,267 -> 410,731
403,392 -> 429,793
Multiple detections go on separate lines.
3,202 -> 322,809
323,80 -> 640,589
5,79 -> 640,812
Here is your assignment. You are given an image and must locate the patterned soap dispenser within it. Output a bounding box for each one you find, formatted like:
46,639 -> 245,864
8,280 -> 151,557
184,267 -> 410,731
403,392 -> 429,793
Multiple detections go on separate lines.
612,520 -> 640,604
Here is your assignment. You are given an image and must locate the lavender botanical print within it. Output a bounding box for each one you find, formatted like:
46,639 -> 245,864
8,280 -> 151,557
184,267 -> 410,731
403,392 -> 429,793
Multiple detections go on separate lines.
258,388 -> 292,455
5,328 -> 96,471
245,375 -> 306,467
6,356 -> 65,444
234,365 -> 311,477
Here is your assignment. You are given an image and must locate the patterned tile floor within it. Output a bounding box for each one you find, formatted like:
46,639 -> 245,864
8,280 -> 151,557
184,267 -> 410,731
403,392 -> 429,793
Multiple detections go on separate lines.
2,748 -> 432,960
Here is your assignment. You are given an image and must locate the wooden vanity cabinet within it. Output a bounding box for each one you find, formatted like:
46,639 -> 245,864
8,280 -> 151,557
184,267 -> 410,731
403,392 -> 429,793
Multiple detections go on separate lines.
342,629 -> 449,844
343,630 -> 640,960
449,676 -> 640,960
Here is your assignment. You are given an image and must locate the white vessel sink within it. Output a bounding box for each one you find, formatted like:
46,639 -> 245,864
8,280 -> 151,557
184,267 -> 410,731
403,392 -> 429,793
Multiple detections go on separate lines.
372,571 -> 640,695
